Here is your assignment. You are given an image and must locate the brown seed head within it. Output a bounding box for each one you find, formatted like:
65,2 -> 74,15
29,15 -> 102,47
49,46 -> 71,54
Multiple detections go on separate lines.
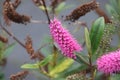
65,0 -> 99,22
25,35 -> 34,55
3,0 -> 30,25
10,70 -> 29,80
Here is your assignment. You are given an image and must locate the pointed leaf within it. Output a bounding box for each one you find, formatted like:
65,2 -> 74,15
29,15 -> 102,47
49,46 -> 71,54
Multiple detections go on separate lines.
75,53 -> 89,65
106,4 -> 118,18
90,17 -> 105,54
55,2 -> 66,14
21,55 -> 53,69
55,2 -> 74,14
38,55 -> 53,66
21,63 -> 39,69
49,58 -> 74,78
84,27 -> 92,54
3,43 -> 16,57
39,6 -> 51,11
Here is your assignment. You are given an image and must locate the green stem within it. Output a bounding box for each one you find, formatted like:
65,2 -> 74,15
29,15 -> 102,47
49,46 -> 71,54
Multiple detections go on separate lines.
52,45 -> 57,67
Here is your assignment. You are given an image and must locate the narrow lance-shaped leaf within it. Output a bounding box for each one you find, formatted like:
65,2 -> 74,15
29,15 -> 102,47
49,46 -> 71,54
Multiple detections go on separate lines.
49,58 -> 74,78
39,6 -> 51,11
90,17 -> 105,54
75,53 -> 89,65
21,55 -> 53,69
106,4 -> 118,18
55,2 -> 66,14
109,0 -> 120,14
21,63 -> 39,69
3,43 -> 16,58
84,27 -> 92,54
38,55 -> 53,66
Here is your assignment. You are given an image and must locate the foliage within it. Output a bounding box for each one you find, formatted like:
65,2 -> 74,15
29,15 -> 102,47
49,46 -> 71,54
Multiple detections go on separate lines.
1,0 -> 120,80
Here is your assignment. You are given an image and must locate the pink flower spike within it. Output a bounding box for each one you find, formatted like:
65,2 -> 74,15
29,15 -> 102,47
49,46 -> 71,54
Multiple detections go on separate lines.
49,18 -> 82,59
97,49 -> 120,74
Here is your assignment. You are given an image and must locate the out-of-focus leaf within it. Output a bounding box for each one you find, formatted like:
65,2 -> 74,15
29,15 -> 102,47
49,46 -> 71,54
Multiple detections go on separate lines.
84,27 -> 92,54
21,63 -> 39,69
106,4 -> 118,19
3,43 -> 16,57
0,42 -> 5,59
106,0 -> 120,21
39,6 -> 51,11
109,0 -> 120,14
110,74 -> 120,80
62,64 -> 88,77
21,55 -> 53,69
55,2 -> 65,14
90,17 -> 105,54
75,53 -> 88,65
41,35 -> 52,44
0,72 -> 5,80
49,58 -> 74,78
40,35 -> 53,56
38,55 -> 53,66
55,2 -> 74,14
53,77 -> 65,80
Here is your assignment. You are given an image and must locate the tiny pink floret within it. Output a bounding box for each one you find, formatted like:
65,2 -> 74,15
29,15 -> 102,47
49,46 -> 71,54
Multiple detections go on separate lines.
49,18 -> 82,59
97,49 -> 120,74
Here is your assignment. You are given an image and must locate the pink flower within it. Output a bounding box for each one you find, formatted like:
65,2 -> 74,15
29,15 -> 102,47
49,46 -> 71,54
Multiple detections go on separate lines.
97,49 -> 120,74
49,18 -> 82,59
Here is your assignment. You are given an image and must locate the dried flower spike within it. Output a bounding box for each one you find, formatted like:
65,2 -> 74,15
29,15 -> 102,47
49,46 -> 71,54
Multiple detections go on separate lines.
49,18 -> 82,59
25,36 -> 34,57
3,0 -> 30,25
65,0 -> 99,22
0,35 -> 8,43
97,49 -> 120,74
25,36 -> 44,60
10,70 -> 29,80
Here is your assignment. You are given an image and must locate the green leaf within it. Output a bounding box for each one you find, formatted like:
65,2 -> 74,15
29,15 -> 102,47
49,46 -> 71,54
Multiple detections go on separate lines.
75,53 -> 88,65
55,2 -> 66,14
109,0 -> 120,14
0,42 -> 5,60
40,35 -> 53,56
49,58 -> 74,78
0,72 -> 5,80
39,6 -> 51,11
106,4 -> 118,18
55,2 -> 74,14
21,55 -> 53,69
21,63 -> 39,69
110,74 -> 120,80
90,17 -> 105,54
3,43 -> 16,58
84,27 -> 92,54
62,64 -> 88,77
38,55 -> 53,66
